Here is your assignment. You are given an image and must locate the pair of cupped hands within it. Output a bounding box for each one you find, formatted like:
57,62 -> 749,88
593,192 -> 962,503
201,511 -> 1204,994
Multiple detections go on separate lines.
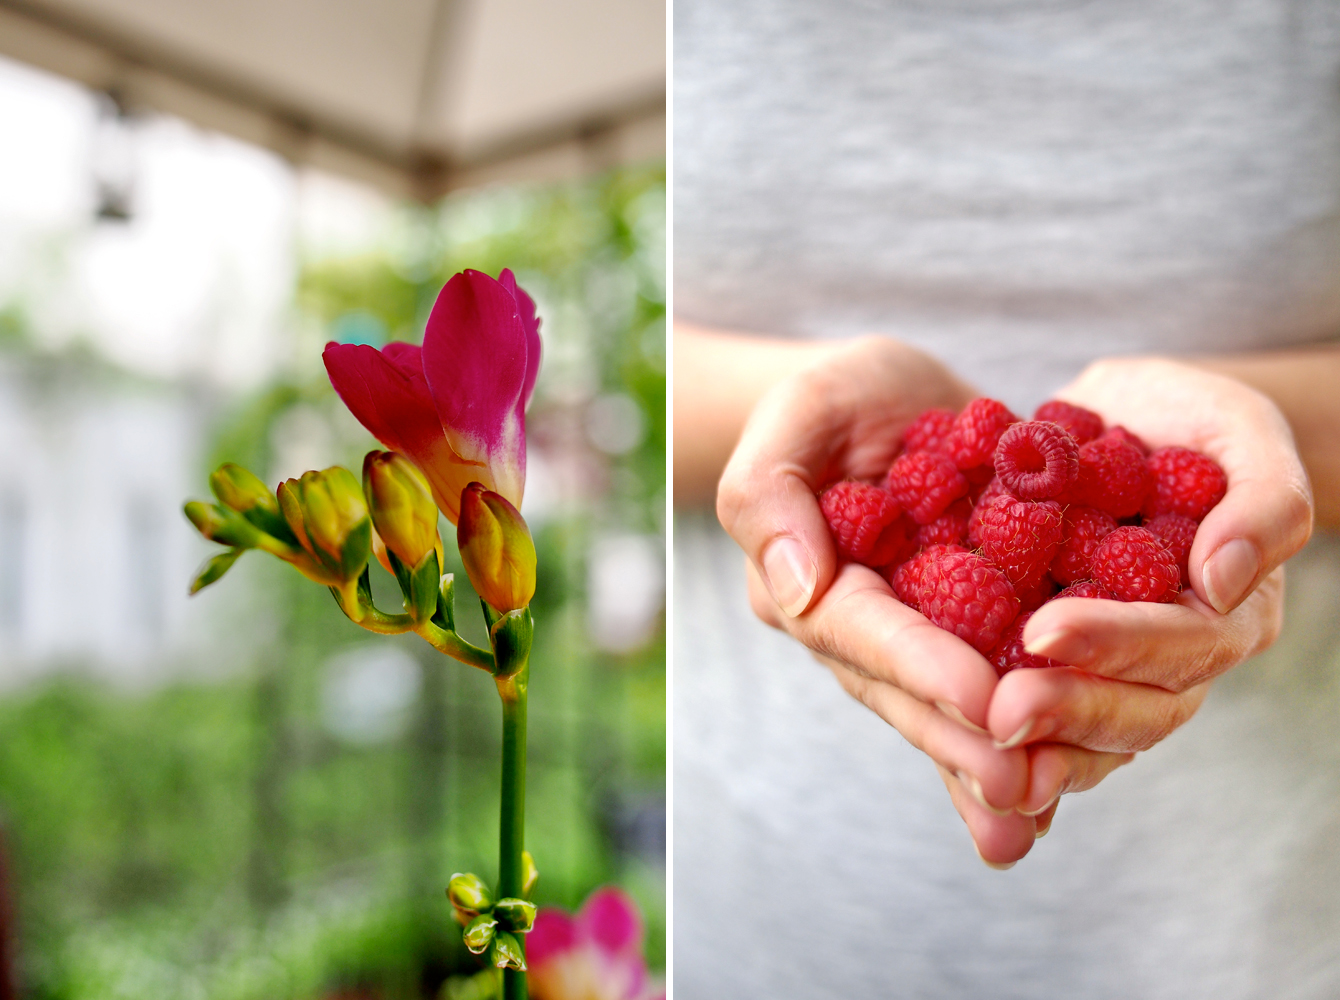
716,338 -> 1314,866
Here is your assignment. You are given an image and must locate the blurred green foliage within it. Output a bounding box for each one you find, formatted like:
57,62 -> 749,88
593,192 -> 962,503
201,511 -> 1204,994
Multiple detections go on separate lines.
0,163 -> 665,999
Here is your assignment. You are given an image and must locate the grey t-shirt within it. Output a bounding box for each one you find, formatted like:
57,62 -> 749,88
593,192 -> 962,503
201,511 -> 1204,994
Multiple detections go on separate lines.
674,2 -> 1340,997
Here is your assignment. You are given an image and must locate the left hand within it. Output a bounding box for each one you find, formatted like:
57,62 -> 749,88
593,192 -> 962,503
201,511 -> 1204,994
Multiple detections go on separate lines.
984,357 -> 1314,826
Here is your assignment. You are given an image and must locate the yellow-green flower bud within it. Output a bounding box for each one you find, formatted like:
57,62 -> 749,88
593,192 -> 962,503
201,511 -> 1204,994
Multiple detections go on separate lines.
277,467 -> 371,582
210,463 -> 293,541
363,451 -> 442,570
493,898 -> 536,934
447,872 -> 494,916
210,463 -> 270,509
457,482 -> 536,613
490,930 -> 526,971
184,501 -> 264,549
462,914 -> 498,955
520,851 -> 539,899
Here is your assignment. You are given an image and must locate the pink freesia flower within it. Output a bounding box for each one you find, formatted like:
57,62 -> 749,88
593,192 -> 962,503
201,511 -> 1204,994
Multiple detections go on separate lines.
323,269 -> 542,524
526,888 -> 663,1000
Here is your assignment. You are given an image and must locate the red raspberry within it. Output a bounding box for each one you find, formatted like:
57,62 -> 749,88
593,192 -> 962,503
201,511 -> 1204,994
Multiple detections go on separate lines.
1059,437 -> 1153,519
967,477 -> 1010,546
975,495 -> 1064,592
888,543 -> 967,610
919,550 -> 1020,653
989,611 -> 1063,675
819,481 -> 909,567
1016,576 -> 1058,614
1033,401 -> 1104,445
1142,447 -> 1227,522
1102,425 -> 1149,455
963,464 -> 997,488
1054,580 -> 1117,600
914,498 -> 971,548
902,407 -> 957,454
885,451 -> 969,525
943,398 -> 1019,472
1144,512 -> 1198,586
993,420 -> 1079,500
1050,506 -> 1118,585
1090,526 -> 1181,603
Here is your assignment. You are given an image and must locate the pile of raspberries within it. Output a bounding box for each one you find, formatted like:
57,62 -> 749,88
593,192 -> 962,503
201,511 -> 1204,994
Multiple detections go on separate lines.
818,398 -> 1227,674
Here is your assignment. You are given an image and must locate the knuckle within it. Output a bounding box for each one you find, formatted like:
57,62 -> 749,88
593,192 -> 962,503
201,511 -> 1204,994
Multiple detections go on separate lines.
1280,482 -> 1315,548
714,469 -> 749,533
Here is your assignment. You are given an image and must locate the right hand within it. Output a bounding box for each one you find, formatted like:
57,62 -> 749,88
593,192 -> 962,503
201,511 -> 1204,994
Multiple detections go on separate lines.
716,336 -> 1130,863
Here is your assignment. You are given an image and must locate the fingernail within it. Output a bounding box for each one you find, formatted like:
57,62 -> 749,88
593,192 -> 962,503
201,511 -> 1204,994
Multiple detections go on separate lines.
992,717 -> 1034,750
1202,538 -> 1261,614
1019,792 -> 1059,818
957,771 -> 1012,817
762,537 -> 817,617
1023,629 -> 1087,664
935,701 -> 988,735
1035,817 -> 1052,839
974,843 -> 1017,870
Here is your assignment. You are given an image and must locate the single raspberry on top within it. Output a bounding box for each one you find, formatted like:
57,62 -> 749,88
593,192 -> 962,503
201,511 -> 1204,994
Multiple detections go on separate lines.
885,450 -> 969,525
902,407 -> 957,454
1033,400 -> 1104,445
1144,512 -> 1198,586
914,497 -> 972,548
1054,580 -> 1117,600
1050,505 -> 1118,585
919,549 -> 1020,653
993,420 -> 1079,499
887,543 -> 967,611
1016,576 -> 1058,614
975,495 -> 1065,592
819,481 -> 909,567
1059,436 -> 1153,519
968,477 -> 1011,546
1090,526 -> 1181,603
943,398 -> 1019,472
990,611 -> 1064,675
1142,447 -> 1227,522
1102,425 -> 1149,455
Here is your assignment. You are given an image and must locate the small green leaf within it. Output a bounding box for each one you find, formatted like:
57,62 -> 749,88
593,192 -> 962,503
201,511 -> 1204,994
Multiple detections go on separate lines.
463,914 -> 498,955
189,548 -> 244,594
489,608 -> 533,679
432,573 -> 457,632
493,898 -> 536,934
490,930 -> 526,970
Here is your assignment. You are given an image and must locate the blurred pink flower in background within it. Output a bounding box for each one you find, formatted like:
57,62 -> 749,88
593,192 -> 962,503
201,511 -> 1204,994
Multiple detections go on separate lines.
526,888 -> 663,1000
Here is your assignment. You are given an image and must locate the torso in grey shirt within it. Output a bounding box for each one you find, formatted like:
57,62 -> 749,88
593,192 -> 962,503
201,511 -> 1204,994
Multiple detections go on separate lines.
674,2 -> 1340,997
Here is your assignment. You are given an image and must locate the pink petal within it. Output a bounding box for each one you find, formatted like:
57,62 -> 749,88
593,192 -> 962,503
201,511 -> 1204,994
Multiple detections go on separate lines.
422,270 -> 530,507
498,268 -> 542,410
323,341 -> 482,522
380,340 -> 427,381
577,887 -> 643,959
526,909 -> 578,968
323,342 -> 418,453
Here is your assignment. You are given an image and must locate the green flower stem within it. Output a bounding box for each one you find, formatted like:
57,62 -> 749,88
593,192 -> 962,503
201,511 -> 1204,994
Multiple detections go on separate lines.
329,582 -> 415,634
415,619 -> 496,672
496,650 -> 530,999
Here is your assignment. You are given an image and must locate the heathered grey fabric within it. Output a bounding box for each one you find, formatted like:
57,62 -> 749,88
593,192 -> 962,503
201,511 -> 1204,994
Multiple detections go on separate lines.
673,2 -> 1340,997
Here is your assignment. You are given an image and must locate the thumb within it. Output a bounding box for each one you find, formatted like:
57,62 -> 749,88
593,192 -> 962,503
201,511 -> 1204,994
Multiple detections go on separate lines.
715,375 -> 844,617
1188,390 -> 1313,614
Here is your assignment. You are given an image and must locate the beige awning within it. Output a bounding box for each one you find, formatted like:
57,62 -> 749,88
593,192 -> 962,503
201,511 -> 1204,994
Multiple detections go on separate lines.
0,0 -> 665,198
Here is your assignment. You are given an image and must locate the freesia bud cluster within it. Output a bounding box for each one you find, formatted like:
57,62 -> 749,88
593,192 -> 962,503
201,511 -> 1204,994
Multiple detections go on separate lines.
447,858 -> 540,972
